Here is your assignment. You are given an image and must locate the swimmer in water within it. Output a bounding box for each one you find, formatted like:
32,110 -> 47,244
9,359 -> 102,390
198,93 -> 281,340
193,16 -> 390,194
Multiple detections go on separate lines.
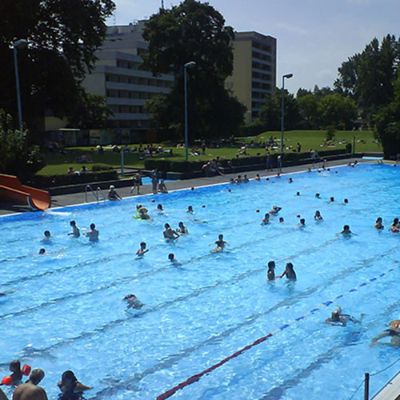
314,210 -> 323,221
329,196 -> 335,203
299,218 -> 306,228
136,242 -> 148,256
343,198 -> 349,204
213,234 -> 227,252
315,193 -> 321,199
136,205 -> 150,220
296,191 -> 300,196
375,217 -> 384,230
279,217 -> 284,223
156,204 -> 164,213
269,206 -> 282,215
390,218 -> 400,233
123,294 -> 143,309
288,177 -> 293,183
280,262 -> 296,280
325,308 -> 361,326
243,174 -> 249,183
177,222 -> 188,234
68,220 -> 80,238
261,213 -> 270,225
58,370 -> 92,398
187,205 -> 194,214
341,225 -> 352,236
39,248 -> 46,255
86,223 -> 99,242
168,253 -> 181,266
267,261 -> 275,281
42,230 -> 51,242
163,223 -> 179,240
371,320 -> 400,346
255,174 -> 261,181
12,368 -> 47,400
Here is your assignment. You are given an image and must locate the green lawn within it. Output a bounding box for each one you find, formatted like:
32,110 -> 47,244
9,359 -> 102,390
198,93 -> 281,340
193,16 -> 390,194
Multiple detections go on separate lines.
37,130 -> 382,176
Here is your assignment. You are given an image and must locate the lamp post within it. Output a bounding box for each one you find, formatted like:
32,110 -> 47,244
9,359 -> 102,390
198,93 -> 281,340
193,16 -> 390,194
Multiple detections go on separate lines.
12,39 -> 28,131
184,61 -> 196,161
280,73 -> 293,170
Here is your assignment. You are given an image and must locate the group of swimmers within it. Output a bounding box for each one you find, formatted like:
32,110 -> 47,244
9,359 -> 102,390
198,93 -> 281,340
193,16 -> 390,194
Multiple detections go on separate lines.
0,360 -> 90,400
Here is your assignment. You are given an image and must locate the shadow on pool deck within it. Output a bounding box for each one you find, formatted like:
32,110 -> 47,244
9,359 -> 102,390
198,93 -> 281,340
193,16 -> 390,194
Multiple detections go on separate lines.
0,158 -> 371,216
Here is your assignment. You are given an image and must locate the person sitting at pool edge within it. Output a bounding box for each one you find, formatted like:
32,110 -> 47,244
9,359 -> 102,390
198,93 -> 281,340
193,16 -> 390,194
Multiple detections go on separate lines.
58,370 -> 92,400
68,221 -> 80,238
371,320 -> 400,346
86,223 -> 99,242
375,217 -> 384,230
12,368 -> 48,400
267,261 -> 275,281
108,185 -> 121,201
280,262 -> 296,281
136,242 -> 148,257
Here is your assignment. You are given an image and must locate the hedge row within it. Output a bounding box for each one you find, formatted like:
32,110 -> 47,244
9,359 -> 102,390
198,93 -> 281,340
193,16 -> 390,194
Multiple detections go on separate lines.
30,170 -> 118,188
144,147 -> 351,173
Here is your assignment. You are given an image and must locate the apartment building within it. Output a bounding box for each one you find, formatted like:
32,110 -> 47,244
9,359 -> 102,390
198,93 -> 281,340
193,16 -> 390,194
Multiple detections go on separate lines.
82,20 -> 174,141
226,31 -> 276,123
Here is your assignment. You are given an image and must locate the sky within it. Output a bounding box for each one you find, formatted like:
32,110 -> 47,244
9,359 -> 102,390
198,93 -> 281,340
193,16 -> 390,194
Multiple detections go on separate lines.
108,0 -> 400,94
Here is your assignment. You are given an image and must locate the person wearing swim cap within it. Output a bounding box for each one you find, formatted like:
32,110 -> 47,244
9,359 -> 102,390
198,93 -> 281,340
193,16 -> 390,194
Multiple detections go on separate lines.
371,320 -> 400,346
107,185 -> 121,201
325,308 -> 361,327
12,369 -> 48,400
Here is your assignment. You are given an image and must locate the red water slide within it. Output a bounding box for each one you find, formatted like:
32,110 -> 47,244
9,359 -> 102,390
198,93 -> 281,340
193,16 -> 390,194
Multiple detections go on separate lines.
0,174 -> 51,211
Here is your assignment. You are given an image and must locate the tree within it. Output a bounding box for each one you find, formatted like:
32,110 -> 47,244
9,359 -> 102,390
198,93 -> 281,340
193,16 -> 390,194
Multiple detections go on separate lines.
0,110 -> 45,179
335,35 -> 400,119
258,88 -> 300,131
297,94 -> 320,129
318,94 -> 357,129
142,0 -> 245,140
374,72 -> 400,158
0,0 -> 115,138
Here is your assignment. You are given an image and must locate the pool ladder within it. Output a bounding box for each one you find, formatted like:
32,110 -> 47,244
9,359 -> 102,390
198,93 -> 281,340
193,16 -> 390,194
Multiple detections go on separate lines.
85,185 -> 105,203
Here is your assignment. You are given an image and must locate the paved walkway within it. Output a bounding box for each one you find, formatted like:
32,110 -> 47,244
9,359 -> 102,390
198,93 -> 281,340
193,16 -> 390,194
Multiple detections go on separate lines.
0,158 -> 366,216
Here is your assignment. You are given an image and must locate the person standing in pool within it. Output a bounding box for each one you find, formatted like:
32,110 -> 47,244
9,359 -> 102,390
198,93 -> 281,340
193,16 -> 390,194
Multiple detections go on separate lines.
163,224 -> 179,240
86,224 -> 99,242
267,261 -> 276,281
177,222 -> 188,234
390,218 -> 400,233
314,211 -> 323,221
136,242 -> 148,256
58,370 -> 92,400
42,231 -> 51,243
68,221 -> 80,238
261,213 -> 270,225
280,263 -> 297,281
12,369 -> 48,400
213,234 -> 227,252
341,225 -> 352,236
375,217 -> 384,230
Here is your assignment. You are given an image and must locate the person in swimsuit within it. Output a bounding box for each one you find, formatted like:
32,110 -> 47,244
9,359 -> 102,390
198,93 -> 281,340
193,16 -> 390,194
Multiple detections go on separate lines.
269,206 -> 282,215
314,211 -> 323,221
163,224 -> 179,240
375,217 -> 384,230
261,213 -> 270,225
68,221 -> 80,238
58,370 -> 92,400
280,263 -> 296,281
12,369 -> 48,400
123,294 -> 143,309
390,218 -> 400,233
177,222 -> 188,234
341,225 -> 352,236
371,320 -> 400,346
136,242 -> 148,256
86,224 -> 99,242
213,234 -> 227,252
267,261 -> 275,281
325,308 -> 361,326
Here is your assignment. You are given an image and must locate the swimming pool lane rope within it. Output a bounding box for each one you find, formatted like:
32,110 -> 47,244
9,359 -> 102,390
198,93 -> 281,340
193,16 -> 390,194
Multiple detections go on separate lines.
156,267 -> 396,400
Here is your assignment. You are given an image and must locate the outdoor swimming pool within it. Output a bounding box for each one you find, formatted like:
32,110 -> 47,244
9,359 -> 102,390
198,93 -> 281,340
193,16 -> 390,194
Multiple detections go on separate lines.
1,164 -> 400,400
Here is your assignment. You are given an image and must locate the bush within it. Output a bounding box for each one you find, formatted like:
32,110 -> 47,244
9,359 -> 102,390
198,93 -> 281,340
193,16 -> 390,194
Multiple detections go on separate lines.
0,110 -> 46,179
31,170 -> 118,188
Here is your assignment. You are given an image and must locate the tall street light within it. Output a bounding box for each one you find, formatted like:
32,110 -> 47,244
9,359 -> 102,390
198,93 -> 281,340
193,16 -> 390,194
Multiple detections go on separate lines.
280,73 -> 293,170
184,61 -> 196,161
12,39 -> 28,131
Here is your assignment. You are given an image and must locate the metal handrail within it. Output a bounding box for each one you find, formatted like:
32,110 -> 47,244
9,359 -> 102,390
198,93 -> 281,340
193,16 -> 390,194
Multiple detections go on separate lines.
85,184 -> 99,203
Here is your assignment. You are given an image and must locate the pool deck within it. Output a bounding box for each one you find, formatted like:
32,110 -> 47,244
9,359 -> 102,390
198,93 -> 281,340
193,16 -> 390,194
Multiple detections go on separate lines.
0,157 -> 376,216
373,372 -> 400,400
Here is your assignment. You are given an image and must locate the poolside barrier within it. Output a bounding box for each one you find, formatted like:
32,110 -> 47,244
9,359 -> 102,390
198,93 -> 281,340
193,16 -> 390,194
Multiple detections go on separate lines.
157,267 -> 395,399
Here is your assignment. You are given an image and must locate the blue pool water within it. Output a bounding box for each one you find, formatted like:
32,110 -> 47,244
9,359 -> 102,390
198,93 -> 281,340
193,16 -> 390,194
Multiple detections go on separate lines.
1,164 -> 400,399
